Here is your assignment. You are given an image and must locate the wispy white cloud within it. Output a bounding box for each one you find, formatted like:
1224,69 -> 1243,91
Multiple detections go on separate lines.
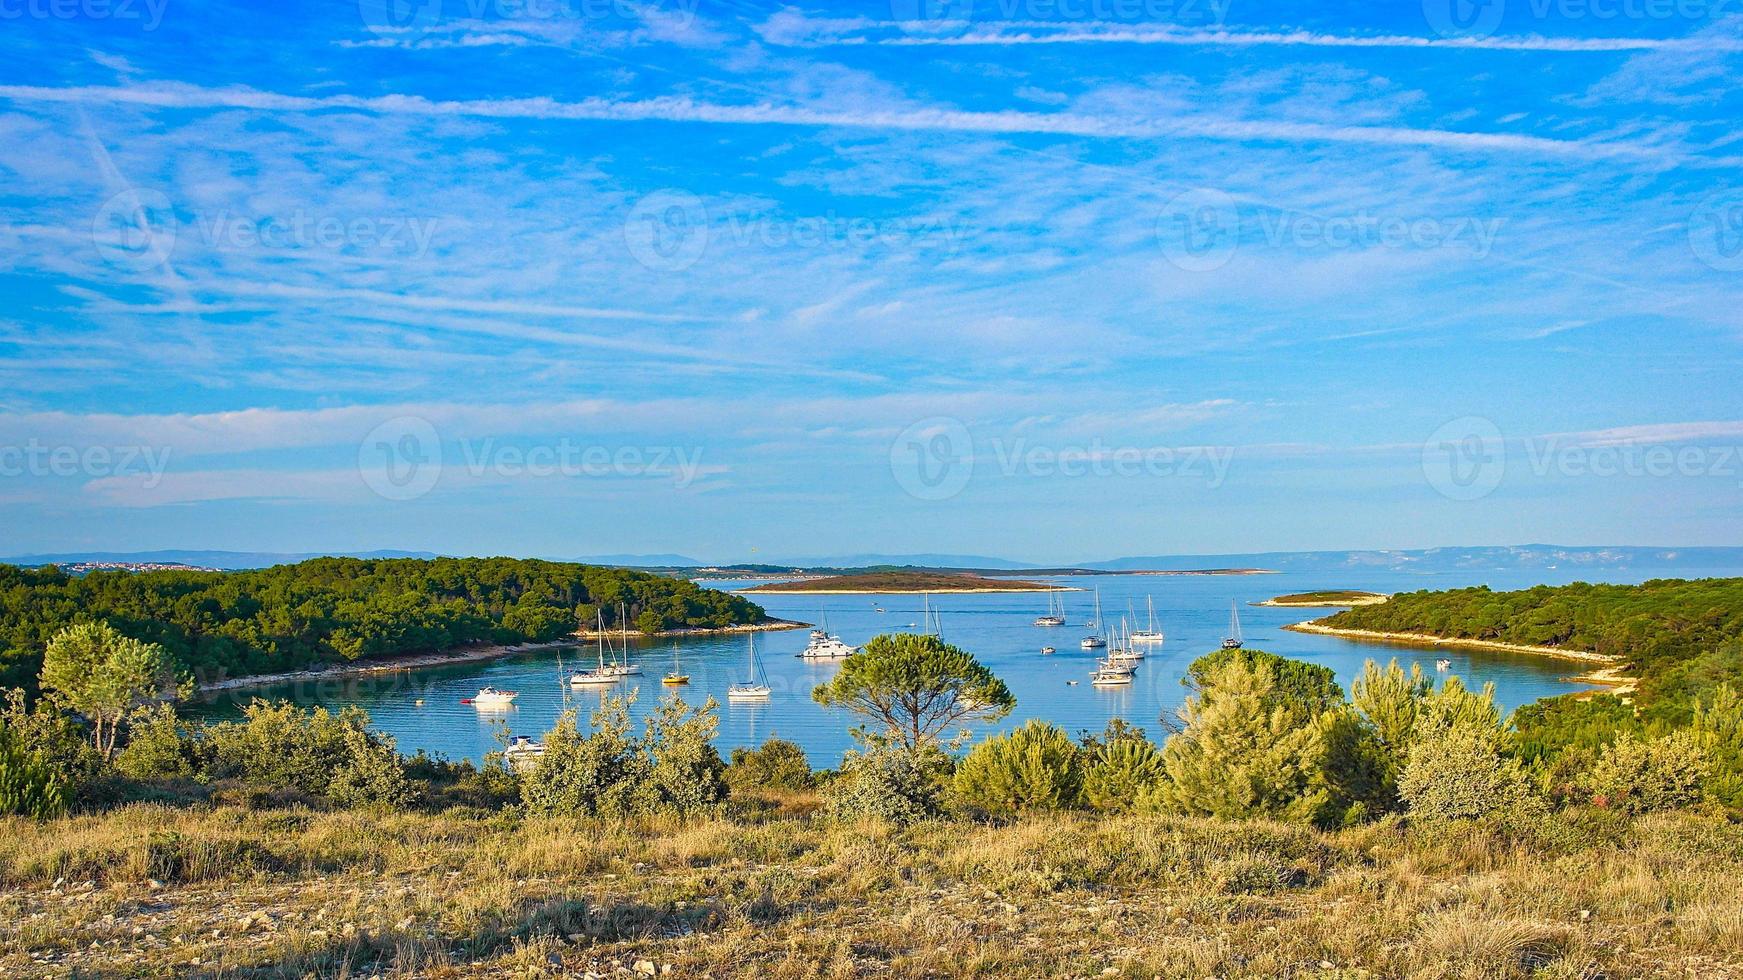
0,81 -> 1653,160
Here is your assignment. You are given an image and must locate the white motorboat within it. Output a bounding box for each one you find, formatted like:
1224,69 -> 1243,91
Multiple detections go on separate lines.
503,735 -> 546,771
468,686 -> 518,709
798,618 -> 856,660
1436,658 -> 1452,671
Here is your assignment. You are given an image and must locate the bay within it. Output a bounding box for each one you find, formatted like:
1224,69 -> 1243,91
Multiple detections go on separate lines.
189,566 -> 1743,768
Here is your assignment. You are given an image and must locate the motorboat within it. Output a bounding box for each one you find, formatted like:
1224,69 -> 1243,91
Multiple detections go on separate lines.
467,687 -> 518,709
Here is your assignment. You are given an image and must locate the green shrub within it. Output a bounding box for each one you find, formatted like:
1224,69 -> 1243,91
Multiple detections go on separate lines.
953,721 -> 1084,815
1399,723 -> 1538,824
1692,684 -> 1743,808
114,704 -> 206,783
1578,732 -> 1708,815
1083,737 -> 1166,812
204,700 -> 419,808
727,738 -> 816,792
0,718 -> 68,818
644,695 -> 729,815
0,689 -> 104,809
823,742 -> 952,825
520,698 -> 655,817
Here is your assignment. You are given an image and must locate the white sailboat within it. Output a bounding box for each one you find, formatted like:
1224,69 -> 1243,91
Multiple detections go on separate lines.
601,602 -> 642,676
1130,596 -> 1165,644
1222,600 -> 1245,650
1032,586 -> 1067,627
1080,590 -> 1106,650
728,634 -> 772,700
570,611 -> 620,686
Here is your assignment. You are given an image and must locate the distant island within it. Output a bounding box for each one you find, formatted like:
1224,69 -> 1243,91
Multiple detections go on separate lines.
1257,590 -> 1389,607
739,571 -> 1063,594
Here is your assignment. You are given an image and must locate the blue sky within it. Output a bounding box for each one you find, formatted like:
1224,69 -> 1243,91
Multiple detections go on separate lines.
1,0 -> 1741,564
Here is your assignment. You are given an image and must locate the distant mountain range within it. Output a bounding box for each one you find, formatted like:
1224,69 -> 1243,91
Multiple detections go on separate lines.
1076,546 -> 1743,574
2,549 -> 441,570
7,545 -> 1742,575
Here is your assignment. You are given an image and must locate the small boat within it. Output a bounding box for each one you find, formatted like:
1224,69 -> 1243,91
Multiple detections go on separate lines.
1066,680 -> 1079,686
466,686 -> 518,709
1041,646 -> 1056,655
1222,600 -> 1245,650
503,735 -> 545,771
728,634 -> 772,700
1130,596 -> 1165,644
1436,658 -> 1452,671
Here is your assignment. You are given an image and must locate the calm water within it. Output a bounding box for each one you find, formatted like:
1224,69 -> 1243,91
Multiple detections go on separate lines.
190,566 -> 1742,768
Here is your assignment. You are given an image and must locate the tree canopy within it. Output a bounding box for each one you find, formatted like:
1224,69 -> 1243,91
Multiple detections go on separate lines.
812,633 -> 1014,749
0,558 -> 764,692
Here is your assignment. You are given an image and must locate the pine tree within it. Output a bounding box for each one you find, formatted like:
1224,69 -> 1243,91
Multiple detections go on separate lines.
1160,659 -> 1325,820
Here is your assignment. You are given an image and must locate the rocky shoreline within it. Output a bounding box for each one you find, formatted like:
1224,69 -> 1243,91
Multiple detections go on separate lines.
1283,620 -> 1635,693
193,618 -> 808,694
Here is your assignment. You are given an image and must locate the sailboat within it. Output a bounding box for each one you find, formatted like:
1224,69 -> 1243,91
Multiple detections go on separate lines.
1108,616 -> 1145,662
570,611 -> 620,686
1032,586 -> 1067,627
728,634 -> 772,700
1080,590 -> 1107,649
1222,600 -> 1245,650
601,603 -> 643,676
920,594 -> 943,637
1090,628 -> 1134,684
1130,596 -> 1165,644
663,644 -> 689,685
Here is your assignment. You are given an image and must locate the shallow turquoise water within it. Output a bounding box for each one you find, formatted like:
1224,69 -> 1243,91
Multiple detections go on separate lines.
189,566 -> 1739,768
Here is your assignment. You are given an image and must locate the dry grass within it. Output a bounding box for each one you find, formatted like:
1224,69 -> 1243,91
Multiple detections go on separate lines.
1,802 -> 1741,978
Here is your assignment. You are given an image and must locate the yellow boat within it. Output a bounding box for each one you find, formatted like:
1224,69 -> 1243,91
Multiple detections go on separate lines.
662,645 -> 688,685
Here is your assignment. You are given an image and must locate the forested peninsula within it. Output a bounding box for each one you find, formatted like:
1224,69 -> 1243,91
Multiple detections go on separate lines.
1310,578 -> 1743,720
0,558 -> 766,692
